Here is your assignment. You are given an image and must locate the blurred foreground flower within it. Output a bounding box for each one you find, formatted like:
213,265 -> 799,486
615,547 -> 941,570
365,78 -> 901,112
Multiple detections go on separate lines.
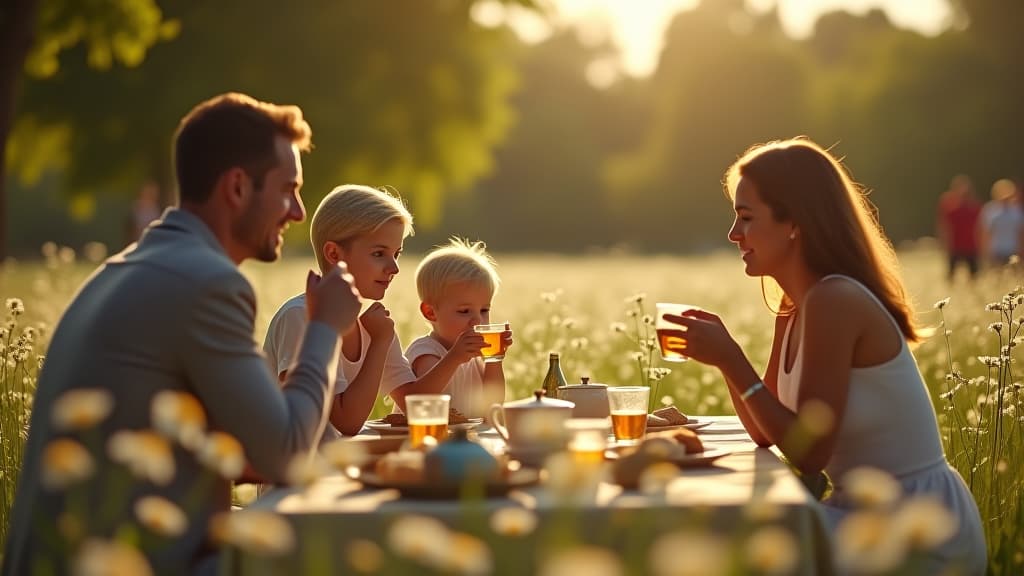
52,389 -> 113,432
893,496 -> 958,551
746,526 -> 798,575
42,438 -> 94,490
540,546 -> 622,576
843,467 -> 902,509
743,498 -> 784,523
151,391 -> 207,450
108,430 -> 175,486
835,510 -> 906,574
517,410 -> 566,445
543,451 -> 603,501
796,400 -> 835,438
74,538 -> 154,576
198,431 -> 245,480
388,515 -> 451,569
445,532 -> 493,576
285,452 -> 334,488
321,439 -> 369,470
638,462 -> 679,495
649,530 -> 728,576
489,506 -> 537,537
134,495 -> 187,538
210,509 -> 295,556
346,539 -> 383,573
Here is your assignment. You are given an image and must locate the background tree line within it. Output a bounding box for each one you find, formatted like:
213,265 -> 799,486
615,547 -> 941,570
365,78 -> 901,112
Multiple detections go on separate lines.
3,0 -> 1021,257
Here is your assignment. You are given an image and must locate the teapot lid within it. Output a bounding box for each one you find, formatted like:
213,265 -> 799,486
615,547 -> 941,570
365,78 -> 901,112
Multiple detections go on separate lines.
558,376 -> 607,390
503,389 -> 575,410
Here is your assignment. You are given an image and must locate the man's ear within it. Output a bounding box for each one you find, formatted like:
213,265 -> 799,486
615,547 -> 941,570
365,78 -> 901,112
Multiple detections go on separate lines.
420,301 -> 437,322
220,167 -> 250,209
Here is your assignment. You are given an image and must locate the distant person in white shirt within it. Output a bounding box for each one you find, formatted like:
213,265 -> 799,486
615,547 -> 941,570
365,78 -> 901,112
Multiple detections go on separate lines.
404,238 -> 512,418
978,178 -> 1024,268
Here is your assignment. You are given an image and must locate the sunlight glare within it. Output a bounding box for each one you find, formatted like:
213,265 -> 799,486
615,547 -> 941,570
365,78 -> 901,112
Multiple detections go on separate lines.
485,0 -> 953,79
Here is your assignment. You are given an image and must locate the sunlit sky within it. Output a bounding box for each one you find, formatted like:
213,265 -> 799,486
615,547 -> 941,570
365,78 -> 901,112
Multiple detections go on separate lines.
475,0 -> 954,77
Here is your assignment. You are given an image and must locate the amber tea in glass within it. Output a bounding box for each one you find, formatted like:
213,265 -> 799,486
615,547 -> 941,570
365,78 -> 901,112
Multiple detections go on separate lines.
474,322 -> 509,363
655,303 -> 698,362
607,386 -> 649,445
406,394 -> 450,448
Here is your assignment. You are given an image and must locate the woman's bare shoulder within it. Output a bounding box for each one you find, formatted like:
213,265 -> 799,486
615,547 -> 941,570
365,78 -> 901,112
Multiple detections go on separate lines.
804,276 -> 871,311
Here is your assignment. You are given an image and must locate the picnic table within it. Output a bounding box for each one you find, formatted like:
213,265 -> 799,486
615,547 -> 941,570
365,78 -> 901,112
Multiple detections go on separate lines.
220,416 -> 833,575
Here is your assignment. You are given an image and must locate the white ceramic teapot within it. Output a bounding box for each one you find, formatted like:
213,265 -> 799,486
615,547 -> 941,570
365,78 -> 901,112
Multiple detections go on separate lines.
489,390 -> 575,460
558,376 -> 610,419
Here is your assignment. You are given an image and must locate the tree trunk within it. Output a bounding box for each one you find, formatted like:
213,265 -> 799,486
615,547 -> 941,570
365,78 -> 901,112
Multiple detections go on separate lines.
0,0 -> 40,263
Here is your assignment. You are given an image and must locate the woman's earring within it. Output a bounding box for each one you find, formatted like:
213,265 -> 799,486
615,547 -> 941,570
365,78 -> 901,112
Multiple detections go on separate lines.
789,231 -> 797,240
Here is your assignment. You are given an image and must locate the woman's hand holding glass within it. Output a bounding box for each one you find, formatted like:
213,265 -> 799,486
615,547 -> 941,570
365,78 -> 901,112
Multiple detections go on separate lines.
660,308 -> 744,369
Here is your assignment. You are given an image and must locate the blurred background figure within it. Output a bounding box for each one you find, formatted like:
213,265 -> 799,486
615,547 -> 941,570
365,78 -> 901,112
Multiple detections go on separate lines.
978,178 -> 1024,268
936,174 -> 981,282
125,180 -> 163,245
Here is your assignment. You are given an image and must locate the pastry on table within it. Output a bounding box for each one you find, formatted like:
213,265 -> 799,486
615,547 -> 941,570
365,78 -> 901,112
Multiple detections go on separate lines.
379,407 -> 471,426
380,412 -> 409,426
374,450 -> 425,483
610,431 -> 705,486
647,427 -> 704,453
650,405 -> 691,425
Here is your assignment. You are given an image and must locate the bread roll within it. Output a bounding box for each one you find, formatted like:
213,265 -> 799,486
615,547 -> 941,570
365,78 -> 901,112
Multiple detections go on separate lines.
374,451 -> 425,483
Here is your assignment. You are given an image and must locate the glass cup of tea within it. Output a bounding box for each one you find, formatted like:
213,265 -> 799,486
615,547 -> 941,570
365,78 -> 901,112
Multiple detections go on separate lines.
405,394 -> 450,448
564,418 -> 610,464
655,303 -> 699,363
607,386 -> 650,445
474,322 -> 510,363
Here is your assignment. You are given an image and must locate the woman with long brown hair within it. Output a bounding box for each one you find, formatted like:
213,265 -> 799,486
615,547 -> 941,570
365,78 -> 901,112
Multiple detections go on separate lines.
664,138 -> 985,574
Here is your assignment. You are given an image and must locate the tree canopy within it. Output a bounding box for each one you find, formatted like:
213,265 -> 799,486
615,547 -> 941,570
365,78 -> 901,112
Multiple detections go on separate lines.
6,0 -> 1023,256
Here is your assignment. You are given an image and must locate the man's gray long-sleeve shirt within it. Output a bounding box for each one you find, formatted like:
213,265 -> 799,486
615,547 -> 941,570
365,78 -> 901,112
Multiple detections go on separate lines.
2,208 -> 339,576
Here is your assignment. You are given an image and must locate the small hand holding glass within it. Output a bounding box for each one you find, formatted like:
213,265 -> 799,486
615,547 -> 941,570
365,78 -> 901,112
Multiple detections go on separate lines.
449,329 -> 488,364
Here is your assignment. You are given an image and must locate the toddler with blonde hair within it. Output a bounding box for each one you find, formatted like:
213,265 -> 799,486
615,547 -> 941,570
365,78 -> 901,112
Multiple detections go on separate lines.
402,237 -> 512,417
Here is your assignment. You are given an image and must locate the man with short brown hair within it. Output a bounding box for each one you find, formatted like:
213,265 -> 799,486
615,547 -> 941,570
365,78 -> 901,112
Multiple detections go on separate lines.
2,93 -> 360,576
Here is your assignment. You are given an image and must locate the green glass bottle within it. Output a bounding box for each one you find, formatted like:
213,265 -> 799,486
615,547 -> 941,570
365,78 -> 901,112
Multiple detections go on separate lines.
541,352 -> 568,400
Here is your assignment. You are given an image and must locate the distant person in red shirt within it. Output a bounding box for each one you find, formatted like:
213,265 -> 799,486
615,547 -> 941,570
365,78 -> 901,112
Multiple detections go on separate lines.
936,174 -> 981,282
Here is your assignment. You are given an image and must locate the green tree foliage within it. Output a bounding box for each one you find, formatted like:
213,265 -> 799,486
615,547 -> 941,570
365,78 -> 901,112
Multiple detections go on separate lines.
423,30 -> 648,252
0,0 -> 175,260
606,0 -> 811,251
602,0 -> 1023,248
12,0 -> 526,246
7,0 -> 1023,254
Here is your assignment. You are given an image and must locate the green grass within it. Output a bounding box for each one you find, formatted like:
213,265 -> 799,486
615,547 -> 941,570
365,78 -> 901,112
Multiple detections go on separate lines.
2,245 -> 1022,573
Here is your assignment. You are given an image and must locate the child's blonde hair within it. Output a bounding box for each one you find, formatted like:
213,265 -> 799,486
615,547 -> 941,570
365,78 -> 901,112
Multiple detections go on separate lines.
416,237 -> 500,304
310,184 -> 414,273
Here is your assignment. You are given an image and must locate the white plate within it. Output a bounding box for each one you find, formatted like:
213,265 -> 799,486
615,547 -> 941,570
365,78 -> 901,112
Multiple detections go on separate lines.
605,446 -> 732,468
645,419 -> 712,432
364,418 -> 484,436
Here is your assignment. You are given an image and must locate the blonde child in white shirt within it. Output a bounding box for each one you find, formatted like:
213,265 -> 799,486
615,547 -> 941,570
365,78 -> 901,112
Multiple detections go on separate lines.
403,238 -> 512,418
264,184 -> 457,438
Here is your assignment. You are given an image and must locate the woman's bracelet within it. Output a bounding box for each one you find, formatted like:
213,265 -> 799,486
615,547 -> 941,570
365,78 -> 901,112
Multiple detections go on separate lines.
740,380 -> 766,402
